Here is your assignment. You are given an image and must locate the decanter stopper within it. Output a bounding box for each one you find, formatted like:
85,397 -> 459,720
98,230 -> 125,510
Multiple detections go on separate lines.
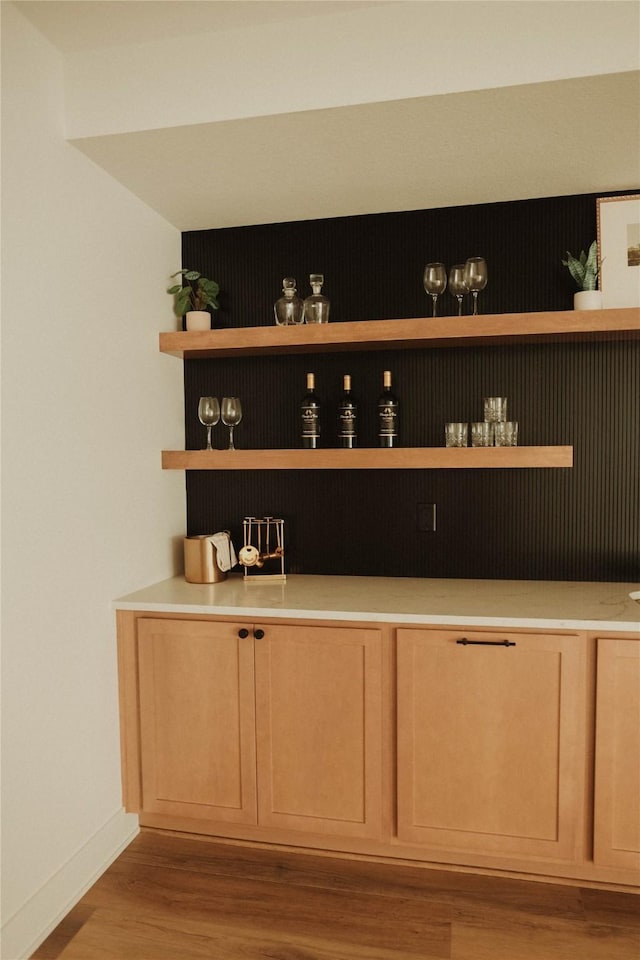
303,273 -> 330,324
274,278 -> 304,326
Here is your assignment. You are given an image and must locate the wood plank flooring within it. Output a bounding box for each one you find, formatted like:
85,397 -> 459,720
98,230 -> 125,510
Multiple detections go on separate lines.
32,830 -> 640,960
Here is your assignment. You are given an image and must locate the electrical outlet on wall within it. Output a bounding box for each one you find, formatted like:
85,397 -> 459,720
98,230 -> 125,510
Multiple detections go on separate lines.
417,503 -> 436,532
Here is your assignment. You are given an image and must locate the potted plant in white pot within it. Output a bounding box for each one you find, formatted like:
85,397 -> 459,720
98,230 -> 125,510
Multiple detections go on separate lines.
168,269 -> 220,330
562,241 -> 602,310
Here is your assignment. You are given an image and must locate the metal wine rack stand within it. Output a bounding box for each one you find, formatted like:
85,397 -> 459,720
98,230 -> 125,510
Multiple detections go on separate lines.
240,516 -> 286,581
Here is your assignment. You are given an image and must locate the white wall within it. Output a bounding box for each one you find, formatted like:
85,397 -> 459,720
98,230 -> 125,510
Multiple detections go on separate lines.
0,5 -> 184,957
62,1 -> 640,139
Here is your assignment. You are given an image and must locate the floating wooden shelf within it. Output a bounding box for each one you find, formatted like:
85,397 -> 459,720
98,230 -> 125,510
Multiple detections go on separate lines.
159,308 -> 639,359
162,446 -> 573,471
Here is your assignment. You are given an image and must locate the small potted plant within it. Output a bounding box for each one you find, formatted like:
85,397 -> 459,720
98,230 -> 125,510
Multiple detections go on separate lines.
561,241 -> 602,310
167,269 -> 220,330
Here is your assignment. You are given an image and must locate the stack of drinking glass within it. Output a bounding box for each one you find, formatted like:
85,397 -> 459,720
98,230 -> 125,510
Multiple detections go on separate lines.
445,398 -> 518,447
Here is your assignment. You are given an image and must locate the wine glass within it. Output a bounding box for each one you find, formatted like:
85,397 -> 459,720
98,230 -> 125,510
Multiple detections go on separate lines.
198,396 -> 220,450
221,397 -> 242,450
448,264 -> 469,316
464,257 -> 488,315
423,262 -> 447,317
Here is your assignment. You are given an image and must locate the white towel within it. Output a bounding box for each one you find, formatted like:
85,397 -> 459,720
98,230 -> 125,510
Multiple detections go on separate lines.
209,531 -> 237,572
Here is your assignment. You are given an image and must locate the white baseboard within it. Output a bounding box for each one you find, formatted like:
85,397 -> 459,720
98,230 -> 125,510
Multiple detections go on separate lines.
1,807 -> 139,960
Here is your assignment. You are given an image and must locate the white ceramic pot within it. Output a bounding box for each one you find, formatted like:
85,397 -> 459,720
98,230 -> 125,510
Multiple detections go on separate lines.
185,310 -> 211,331
573,290 -> 602,311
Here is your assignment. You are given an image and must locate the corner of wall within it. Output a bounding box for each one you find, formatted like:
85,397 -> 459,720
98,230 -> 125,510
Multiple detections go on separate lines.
0,809 -> 139,960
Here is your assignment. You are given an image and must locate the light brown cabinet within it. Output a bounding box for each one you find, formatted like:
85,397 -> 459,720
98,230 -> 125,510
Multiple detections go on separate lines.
593,636 -> 640,871
117,610 -> 639,888
254,622 -> 383,838
396,627 -> 587,862
137,618 -> 257,824
131,616 -> 384,841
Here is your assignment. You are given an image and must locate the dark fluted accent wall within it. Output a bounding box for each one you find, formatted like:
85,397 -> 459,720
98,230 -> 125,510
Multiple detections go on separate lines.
182,191 -> 639,582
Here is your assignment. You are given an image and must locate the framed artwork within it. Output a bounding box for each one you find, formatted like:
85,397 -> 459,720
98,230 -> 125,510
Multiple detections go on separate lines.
596,194 -> 640,308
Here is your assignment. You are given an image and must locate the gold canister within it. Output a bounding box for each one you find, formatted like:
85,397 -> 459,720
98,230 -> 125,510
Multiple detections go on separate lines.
184,535 -> 227,583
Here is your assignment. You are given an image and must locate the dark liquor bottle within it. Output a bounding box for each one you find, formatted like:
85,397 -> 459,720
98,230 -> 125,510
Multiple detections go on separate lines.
378,370 -> 398,447
338,374 -> 357,448
301,372 -> 320,448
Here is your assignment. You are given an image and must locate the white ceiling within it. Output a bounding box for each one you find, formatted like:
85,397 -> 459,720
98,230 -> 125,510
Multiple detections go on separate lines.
16,1 -> 383,51
14,1 -> 640,230
70,72 -> 640,230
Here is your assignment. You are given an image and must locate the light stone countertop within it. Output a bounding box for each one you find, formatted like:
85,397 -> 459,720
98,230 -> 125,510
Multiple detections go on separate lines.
114,575 -> 640,632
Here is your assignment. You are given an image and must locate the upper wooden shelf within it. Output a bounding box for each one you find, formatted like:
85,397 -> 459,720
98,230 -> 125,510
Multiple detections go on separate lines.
159,308 -> 640,359
162,446 -> 573,471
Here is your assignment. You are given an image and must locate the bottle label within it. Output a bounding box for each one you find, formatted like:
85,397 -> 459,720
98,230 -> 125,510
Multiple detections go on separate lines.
379,404 -> 397,436
301,405 -> 319,437
339,408 -> 357,437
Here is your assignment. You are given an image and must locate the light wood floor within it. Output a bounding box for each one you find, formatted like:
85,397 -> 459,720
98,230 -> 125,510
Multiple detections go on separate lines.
32,830 -> 640,960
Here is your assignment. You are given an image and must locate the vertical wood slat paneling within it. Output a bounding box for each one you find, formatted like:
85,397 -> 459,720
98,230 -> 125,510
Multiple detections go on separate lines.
182,192 -> 639,582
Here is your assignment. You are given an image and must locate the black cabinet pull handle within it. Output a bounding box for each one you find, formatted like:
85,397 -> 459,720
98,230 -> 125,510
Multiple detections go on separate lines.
238,628 -> 249,639
254,628 -> 265,640
456,638 -> 516,647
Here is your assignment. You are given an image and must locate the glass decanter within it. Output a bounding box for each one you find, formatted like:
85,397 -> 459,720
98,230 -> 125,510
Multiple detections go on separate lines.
303,273 -> 330,324
274,278 -> 304,325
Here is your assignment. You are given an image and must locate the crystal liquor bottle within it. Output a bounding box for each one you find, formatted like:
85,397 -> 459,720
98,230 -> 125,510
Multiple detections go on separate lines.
303,274 -> 330,324
274,278 -> 304,326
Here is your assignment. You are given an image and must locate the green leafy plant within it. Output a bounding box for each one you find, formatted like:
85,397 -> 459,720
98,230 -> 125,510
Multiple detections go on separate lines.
562,241 -> 599,291
167,269 -> 220,315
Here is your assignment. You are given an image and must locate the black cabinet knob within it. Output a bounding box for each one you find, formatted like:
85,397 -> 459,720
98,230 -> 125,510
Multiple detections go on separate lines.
254,628 -> 265,640
238,628 -> 249,639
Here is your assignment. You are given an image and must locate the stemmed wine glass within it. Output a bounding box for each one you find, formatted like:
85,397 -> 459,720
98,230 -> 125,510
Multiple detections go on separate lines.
448,265 -> 469,316
221,397 -> 242,451
198,396 -> 220,450
464,257 -> 488,315
423,263 -> 447,317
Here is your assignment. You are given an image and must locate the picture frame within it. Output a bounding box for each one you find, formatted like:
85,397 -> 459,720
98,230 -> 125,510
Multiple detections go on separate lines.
596,194 -> 640,308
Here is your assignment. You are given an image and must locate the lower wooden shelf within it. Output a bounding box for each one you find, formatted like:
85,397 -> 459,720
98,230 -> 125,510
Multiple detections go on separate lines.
161,446 -> 573,470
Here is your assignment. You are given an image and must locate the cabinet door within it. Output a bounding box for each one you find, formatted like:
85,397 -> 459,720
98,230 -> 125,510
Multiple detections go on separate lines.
138,618 -> 257,824
594,637 -> 640,871
255,623 -> 383,839
397,629 -> 586,861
